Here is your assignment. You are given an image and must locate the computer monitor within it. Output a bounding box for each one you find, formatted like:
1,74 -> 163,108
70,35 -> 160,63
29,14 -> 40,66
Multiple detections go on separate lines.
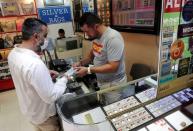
55,36 -> 83,63
55,36 -> 81,52
66,39 -> 78,50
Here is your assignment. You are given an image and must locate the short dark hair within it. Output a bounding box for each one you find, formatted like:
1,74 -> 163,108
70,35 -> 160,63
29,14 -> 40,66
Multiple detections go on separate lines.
79,12 -> 102,27
22,18 -> 47,40
58,29 -> 65,34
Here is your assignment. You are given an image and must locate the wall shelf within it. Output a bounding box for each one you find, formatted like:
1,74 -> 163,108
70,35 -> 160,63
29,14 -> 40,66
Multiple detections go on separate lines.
0,0 -> 38,91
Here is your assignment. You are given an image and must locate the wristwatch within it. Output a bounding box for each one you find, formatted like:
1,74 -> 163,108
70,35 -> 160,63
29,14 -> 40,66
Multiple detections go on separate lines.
87,66 -> 92,74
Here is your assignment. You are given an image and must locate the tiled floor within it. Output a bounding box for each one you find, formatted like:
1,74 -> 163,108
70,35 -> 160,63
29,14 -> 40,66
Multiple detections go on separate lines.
0,90 -> 35,131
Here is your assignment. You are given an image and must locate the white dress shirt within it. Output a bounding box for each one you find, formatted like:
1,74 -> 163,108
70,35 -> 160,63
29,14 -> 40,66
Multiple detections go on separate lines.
8,45 -> 67,125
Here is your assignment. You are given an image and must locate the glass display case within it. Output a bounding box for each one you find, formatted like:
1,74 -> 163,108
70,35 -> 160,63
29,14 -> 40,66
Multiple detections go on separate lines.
56,72 -> 193,131
61,0 -> 193,130
56,92 -> 115,131
56,74 -> 158,131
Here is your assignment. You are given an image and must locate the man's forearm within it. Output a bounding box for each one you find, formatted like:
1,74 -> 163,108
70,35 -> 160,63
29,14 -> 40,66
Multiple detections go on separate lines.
90,62 -> 119,73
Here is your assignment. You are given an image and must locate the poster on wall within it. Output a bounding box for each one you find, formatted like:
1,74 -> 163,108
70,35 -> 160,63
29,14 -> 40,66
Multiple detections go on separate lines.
161,61 -> 171,77
161,45 -> 170,62
0,20 -> 16,32
0,0 -> 37,16
16,0 -> 36,15
82,0 -> 95,13
38,6 -> 72,25
178,23 -> 193,38
177,0 -> 193,76
1,1 -> 20,16
177,57 -> 190,77
20,2 -> 36,15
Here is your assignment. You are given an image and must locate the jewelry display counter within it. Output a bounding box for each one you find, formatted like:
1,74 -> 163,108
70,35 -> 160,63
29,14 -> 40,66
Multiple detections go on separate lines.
56,75 -> 159,131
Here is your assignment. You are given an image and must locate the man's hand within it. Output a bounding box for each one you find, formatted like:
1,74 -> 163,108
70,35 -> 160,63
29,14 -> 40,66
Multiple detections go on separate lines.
50,70 -> 59,79
74,66 -> 88,77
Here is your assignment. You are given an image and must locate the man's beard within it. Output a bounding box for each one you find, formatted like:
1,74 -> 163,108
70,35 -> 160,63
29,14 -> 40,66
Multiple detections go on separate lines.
87,36 -> 97,41
87,34 -> 100,41
35,41 -> 44,53
35,45 -> 42,53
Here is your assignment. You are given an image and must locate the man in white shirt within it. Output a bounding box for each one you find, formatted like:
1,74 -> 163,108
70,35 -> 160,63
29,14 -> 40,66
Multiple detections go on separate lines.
8,18 -> 67,131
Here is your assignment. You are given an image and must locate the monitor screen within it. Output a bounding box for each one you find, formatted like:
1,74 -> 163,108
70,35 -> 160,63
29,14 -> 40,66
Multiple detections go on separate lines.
56,37 -> 79,52
66,40 -> 78,50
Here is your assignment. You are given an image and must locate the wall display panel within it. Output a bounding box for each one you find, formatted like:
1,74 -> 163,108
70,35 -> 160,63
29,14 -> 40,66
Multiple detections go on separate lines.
0,20 -> 16,32
0,0 -> 37,16
0,49 -> 14,90
82,0 -> 95,13
0,0 -> 38,47
73,0 -> 82,32
0,0 -> 37,91
73,0 -> 96,32
158,0 -> 193,97
1,1 -> 20,16
96,0 -> 110,26
111,0 -> 161,34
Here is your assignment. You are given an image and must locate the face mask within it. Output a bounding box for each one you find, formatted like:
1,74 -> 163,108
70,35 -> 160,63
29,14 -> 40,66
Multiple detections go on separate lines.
41,38 -> 48,50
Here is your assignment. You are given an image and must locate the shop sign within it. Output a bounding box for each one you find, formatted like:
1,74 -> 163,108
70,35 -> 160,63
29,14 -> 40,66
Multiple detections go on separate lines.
82,5 -> 89,13
178,23 -> 193,38
164,0 -> 188,13
38,6 -> 72,24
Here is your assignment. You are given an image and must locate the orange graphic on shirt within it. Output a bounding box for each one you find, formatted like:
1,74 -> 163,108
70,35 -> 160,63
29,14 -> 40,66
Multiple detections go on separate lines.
92,41 -> 103,54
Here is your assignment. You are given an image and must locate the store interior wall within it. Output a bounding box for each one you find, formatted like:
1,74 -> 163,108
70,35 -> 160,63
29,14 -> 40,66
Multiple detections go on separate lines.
122,32 -> 159,80
82,32 -> 159,81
